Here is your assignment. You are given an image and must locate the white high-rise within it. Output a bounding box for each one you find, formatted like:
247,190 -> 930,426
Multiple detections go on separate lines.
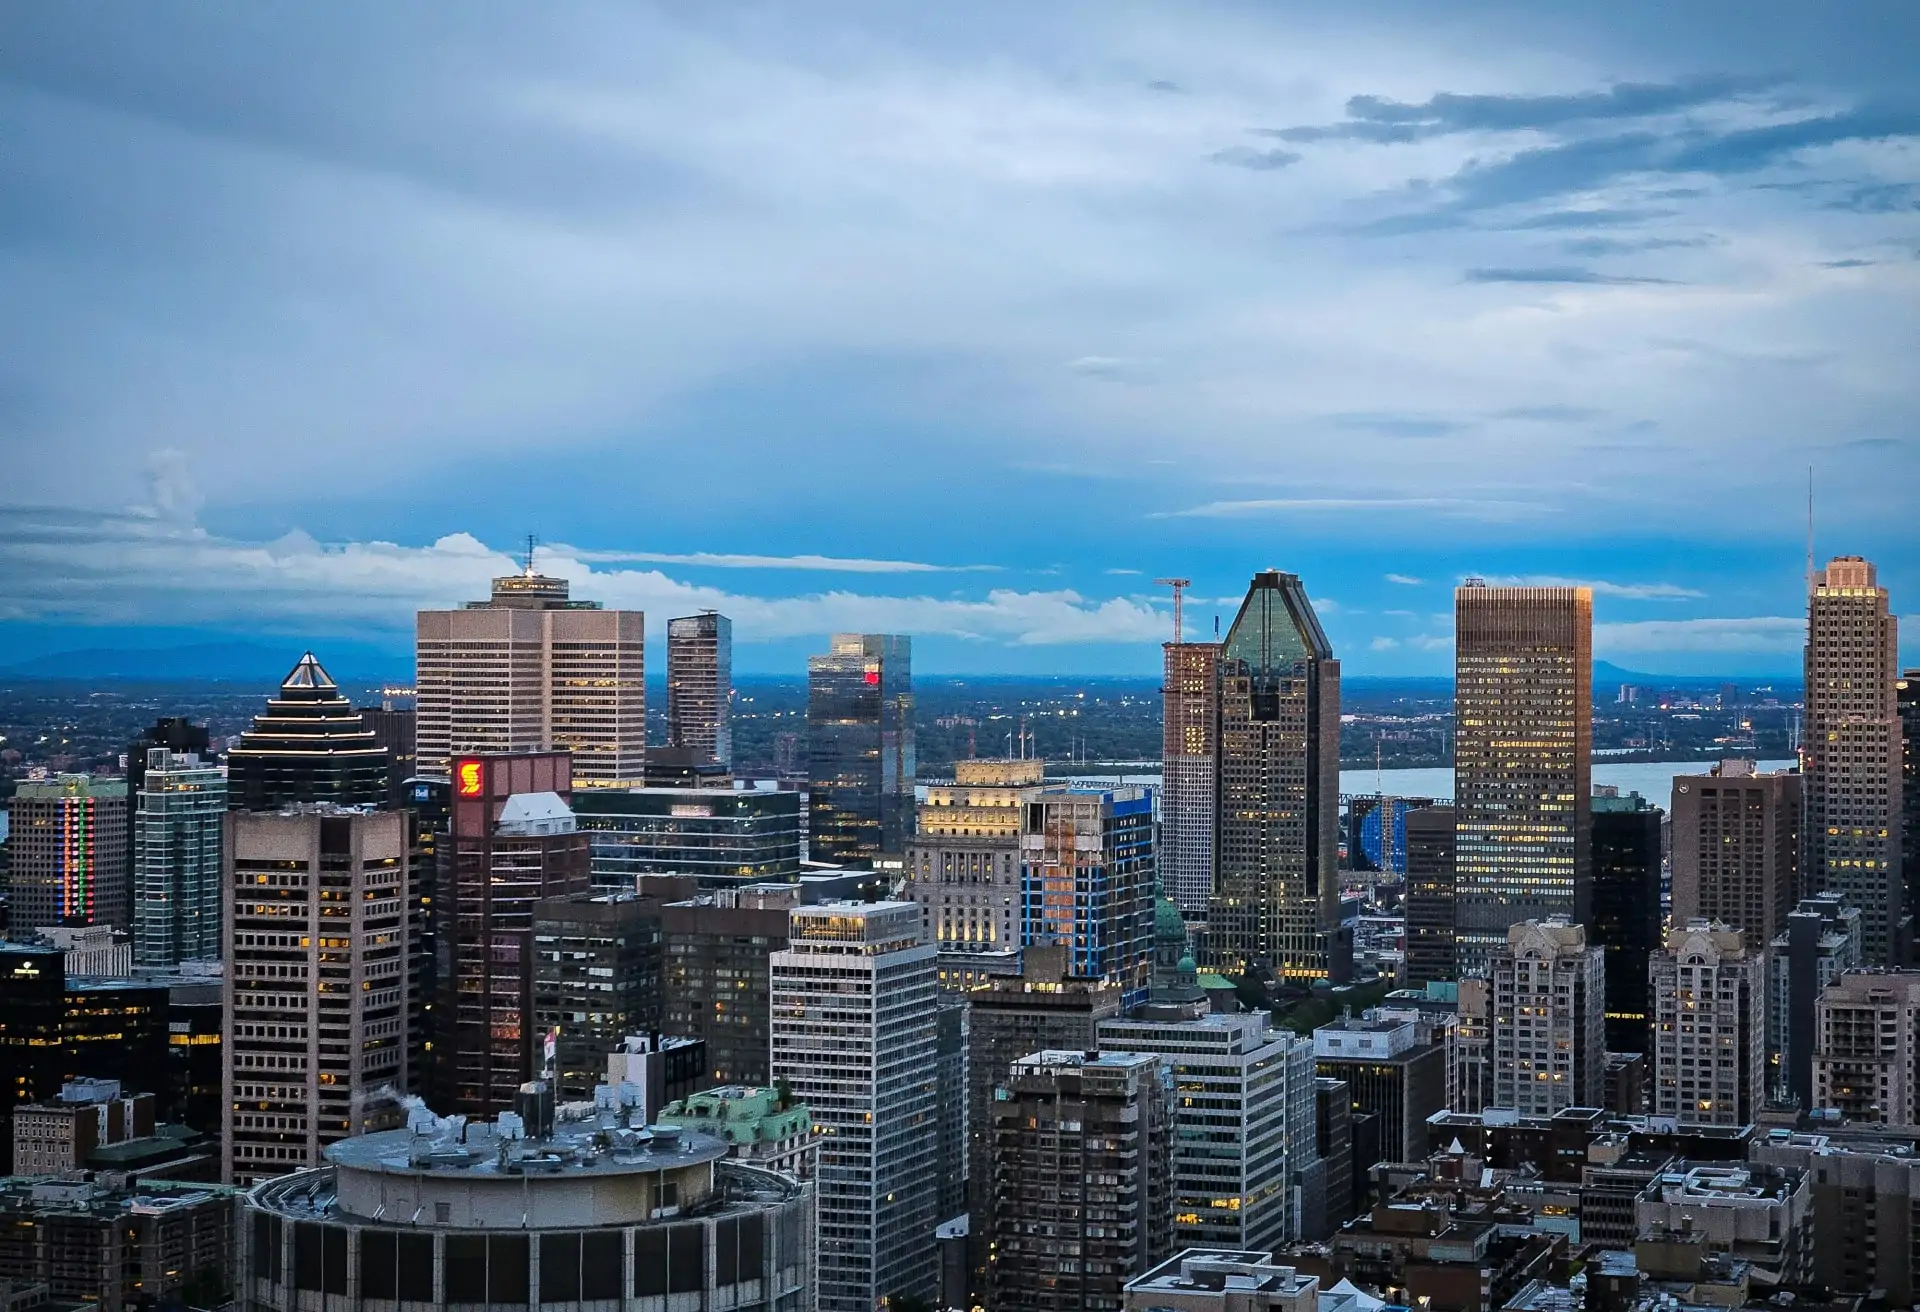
1650,920 -> 1765,1126
1099,1008 -> 1318,1250
416,563 -> 645,787
1490,919 -> 1605,1114
771,902 -> 938,1312
133,749 -> 226,966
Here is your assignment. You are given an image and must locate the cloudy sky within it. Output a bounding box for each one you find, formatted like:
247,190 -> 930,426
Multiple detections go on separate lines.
3,1 -> 1916,675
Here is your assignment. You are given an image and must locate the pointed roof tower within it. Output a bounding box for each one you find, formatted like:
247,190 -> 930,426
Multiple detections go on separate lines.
280,651 -> 338,691
227,651 -> 390,812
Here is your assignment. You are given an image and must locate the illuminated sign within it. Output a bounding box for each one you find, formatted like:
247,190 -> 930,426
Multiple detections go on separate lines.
864,667 -> 880,685
456,760 -> 484,797
670,804 -> 713,819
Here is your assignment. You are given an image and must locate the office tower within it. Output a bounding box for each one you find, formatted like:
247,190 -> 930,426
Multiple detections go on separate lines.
1209,571 -> 1341,981
1898,669 -> 1918,946
1022,783 -> 1156,1005
668,612 -> 733,767
905,759 -> 1043,964
1650,920 -> 1765,1126
1672,760 -> 1802,953
1348,796 -> 1433,876
1590,789 -> 1664,1056
132,749 -> 226,966
222,806 -> 413,1184
575,787 -> 802,888
226,654 -> 390,812
649,882 -> 792,1087
1313,1077 -> 1356,1236
965,948 -> 1124,1288
989,1050 -> 1172,1312
355,703 -> 417,807
1403,806 -> 1456,987
936,993 -> 969,1222
6,775 -> 129,932
1804,556 -> 1905,964
125,717 -> 209,903
1311,1011 -> 1448,1166
1769,892 -> 1863,1107
1100,1009 -> 1317,1251
1813,970 -> 1920,1123
1162,640 -> 1221,918
807,634 -> 915,862
441,752 -> 591,1115
531,890 -> 663,1100
1452,583 -> 1593,976
415,561 -> 646,786
1489,919 -> 1605,1114
1450,976 -> 1493,1114
770,902 -> 938,1312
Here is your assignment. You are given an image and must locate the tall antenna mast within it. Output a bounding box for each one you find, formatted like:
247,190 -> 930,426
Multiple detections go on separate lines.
1154,578 -> 1192,643
525,533 -> 539,577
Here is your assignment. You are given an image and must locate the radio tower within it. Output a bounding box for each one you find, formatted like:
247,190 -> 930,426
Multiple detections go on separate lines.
1155,577 -> 1192,643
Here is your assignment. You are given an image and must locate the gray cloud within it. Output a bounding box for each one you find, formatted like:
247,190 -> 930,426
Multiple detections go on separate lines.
1560,234 -> 1715,256
1209,145 -> 1302,170
1465,266 -> 1679,285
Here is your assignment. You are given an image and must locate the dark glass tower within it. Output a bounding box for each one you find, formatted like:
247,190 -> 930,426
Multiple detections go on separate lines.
1208,571 -> 1342,982
125,717 -> 209,905
1590,790 -> 1665,1056
807,634 -> 914,862
226,653 -> 390,812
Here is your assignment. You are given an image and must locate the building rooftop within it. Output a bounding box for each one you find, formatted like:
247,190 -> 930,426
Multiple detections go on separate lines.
326,1106 -> 730,1182
1127,1250 -> 1320,1300
0,1177 -> 233,1219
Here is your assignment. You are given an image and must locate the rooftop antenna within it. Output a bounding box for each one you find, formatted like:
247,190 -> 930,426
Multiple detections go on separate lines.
525,533 -> 539,578
1154,578 -> 1192,644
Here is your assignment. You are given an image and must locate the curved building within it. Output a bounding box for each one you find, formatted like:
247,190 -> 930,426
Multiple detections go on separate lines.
237,1088 -> 813,1312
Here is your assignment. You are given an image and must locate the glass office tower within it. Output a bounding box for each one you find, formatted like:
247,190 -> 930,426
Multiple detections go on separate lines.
807,634 -> 914,862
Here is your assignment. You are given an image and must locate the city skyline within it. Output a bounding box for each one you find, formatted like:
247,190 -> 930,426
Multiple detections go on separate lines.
3,4 -> 1917,677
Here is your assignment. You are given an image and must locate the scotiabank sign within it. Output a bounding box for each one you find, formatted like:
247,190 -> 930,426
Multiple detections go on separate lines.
455,759 -> 484,797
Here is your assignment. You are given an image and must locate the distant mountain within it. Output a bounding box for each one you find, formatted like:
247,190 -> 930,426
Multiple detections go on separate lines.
1592,659 -> 1800,688
0,642 -> 408,683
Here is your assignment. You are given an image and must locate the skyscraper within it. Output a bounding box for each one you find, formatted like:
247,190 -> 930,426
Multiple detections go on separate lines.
905,758 -> 1043,965
807,634 -> 915,862
132,749 -> 226,967
222,806 -> 414,1184
226,654 -> 390,812
1590,789 -> 1663,1057
1804,556 -> 1905,964
1650,920 -> 1765,1126
1162,640 -> 1221,919
1453,583 -> 1593,975
770,902 -> 938,1312
667,611 -> 733,768
442,751 -> 591,1116
1489,919 -> 1605,1114
415,561 -> 645,787
6,775 -> 129,932
988,1050 -> 1172,1312
1209,571 -> 1341,982
355,703 -> 417,807
1021,783 -> 1156,1006
1768,892 -> 1862,1108
1672,760 -> 1802,953
125,717 -> 209,905
1901,669 -> 1919,940
530,890 -> 663,1100
1402,805 -> 1456,987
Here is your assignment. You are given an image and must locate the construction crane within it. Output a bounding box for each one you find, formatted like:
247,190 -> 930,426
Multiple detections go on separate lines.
1154,577 -> 1192,644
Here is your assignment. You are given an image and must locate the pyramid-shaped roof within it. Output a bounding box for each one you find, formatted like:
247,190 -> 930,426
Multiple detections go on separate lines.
281,652 -> 338,691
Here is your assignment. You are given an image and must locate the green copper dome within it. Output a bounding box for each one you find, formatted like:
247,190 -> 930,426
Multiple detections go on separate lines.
1154,896 -> 1188,943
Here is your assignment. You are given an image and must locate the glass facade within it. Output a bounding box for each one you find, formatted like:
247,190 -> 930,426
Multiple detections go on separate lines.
1019,785 -> 1157,1006
133,749 -> 227,967
807,634 -> 914,862
668,611 -> 734,767
1209,571 -> 1341,981
574,787 -> 802,887
226,653 -> 390,813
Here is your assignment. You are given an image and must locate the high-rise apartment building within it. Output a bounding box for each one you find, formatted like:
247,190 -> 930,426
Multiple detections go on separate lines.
1650,920 -> 1765,1126
222,806 -> 413,1184
443,752 -> 591,1116
1022,784 -> 1156,1005
1591,789 -> 1664,1056
1769,892 -> 1863,1107
770,902 -> 938,1312
1673,759 -> 1802,953
989,1050 -> 1172,1312
415,563 -> 646,787
807,634 -> 915,861
905,758 -> 1043,963
1209,571 -> 1341,981
227,654 -> 390,812
1804,557 -> 1905,964
1402,806 -> 1456,987
1162,641 -> 1221,918
1100,1010 -> 1317,1252
530,890 -> 663,1100
654,882 -> 793,1087
125,717 -> 208,901
132,750 -> 226,966
1450,976 -> 1493,1115
1453,584 -> 1593,975
1812,970 -> 1920,1123
6,775 -> 129,932
667,612 -> 733,768
1489,919 -> 1605,1114
1901,669 -> 1919,937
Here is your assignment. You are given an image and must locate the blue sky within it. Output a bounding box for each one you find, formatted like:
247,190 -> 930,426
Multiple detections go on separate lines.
2,1 -> 1916,676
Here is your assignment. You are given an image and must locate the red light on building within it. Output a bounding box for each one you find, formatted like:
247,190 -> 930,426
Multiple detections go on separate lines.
456,760 -> 484,797
864,668 -> 880,685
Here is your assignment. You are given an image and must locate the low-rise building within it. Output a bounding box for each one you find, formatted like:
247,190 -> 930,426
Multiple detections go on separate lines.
10,1080 -> 154,1177
1632,1161 -> 1810,1288
1123,1250 -> 1321,1312
0,1177 -> 236,1312
1750,1126 -> 1920,1302
656,1084 -> 820,1179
